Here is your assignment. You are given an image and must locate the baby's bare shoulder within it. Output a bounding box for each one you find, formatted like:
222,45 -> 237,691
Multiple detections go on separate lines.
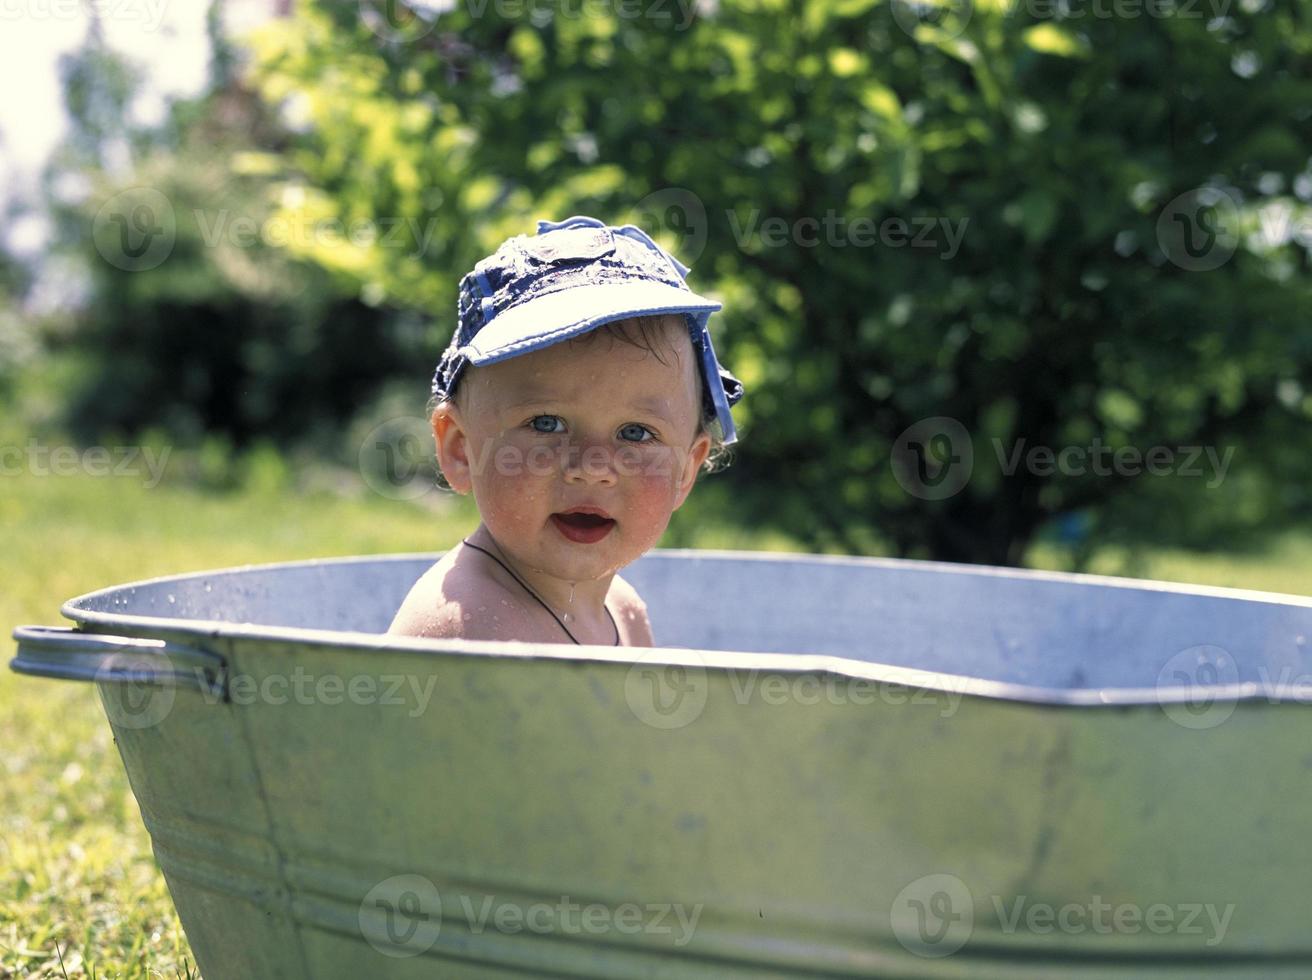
609,574 -> 655,647
387,551 -> 656,646
386,551 -> 523,642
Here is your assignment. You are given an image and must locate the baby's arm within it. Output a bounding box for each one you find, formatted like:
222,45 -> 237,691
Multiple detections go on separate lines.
609,575 -> 656,647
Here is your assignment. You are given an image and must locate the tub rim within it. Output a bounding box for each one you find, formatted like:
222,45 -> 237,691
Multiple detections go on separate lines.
29,547 -> 1311,712
60,545 -> 1312,614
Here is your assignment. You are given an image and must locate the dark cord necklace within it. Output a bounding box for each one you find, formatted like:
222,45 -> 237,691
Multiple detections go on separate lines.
461,537 -> 620,646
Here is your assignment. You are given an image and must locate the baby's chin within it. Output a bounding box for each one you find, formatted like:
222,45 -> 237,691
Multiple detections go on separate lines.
542,544 -> 633,580
540,532 -> 639,579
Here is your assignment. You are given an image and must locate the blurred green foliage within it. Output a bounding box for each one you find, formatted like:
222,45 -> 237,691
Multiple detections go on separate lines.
34,12 -> 426,454
240,0 -> 1312,564
0,245 -> 32,405
23,0 -> 1312,566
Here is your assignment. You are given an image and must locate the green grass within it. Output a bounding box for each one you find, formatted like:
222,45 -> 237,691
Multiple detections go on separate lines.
1,461 -> 1308,977
0,462 -> 477,979
1028,535 -> 1312,597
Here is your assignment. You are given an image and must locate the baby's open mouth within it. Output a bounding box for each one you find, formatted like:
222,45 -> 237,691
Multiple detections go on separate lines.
550,511 -> 617,544
553,512 -> 615,528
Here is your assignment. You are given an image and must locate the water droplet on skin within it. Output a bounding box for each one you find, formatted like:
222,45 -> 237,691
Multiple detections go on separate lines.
568,584 -> 575,604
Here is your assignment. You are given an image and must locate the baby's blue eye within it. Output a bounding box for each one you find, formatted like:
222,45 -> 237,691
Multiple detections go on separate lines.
529,415 -> 562,434
619,423 -> 655,443
526,416 -> 656,443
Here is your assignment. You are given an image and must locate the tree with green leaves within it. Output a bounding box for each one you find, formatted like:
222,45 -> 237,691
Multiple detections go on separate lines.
0,221 -> 34,408
246,0 -> 1310,562
38,4 -> 417,452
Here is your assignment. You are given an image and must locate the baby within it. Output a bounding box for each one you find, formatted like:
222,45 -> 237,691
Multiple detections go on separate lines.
387,215 -> 744,646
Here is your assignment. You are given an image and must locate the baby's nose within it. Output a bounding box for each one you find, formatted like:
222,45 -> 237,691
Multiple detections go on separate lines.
561,441 -> 622,484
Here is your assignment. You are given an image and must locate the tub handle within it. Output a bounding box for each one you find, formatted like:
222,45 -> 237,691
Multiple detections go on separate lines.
9,626 -> 228,701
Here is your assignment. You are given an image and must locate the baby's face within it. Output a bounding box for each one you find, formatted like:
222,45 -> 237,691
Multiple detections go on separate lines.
432,318 -> 712,581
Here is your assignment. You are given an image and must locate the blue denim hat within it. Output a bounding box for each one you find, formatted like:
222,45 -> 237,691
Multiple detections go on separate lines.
431,215 -> 743,446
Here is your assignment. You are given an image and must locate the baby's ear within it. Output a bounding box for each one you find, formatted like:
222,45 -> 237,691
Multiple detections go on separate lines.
673,430 -> 713,509
431,404 -> 474,494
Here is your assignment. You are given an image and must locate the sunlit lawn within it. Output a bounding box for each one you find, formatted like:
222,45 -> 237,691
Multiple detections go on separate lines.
1,460 -> 1308,977
0,460 -> 476,979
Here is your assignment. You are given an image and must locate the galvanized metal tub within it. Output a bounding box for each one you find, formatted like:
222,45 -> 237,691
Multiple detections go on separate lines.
10,549 -> 1312,977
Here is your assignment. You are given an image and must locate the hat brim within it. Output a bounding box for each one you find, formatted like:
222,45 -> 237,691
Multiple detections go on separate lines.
462,281 -> 721,364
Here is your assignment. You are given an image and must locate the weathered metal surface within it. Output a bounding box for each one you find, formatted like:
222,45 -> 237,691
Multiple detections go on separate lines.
11,549 -> 1312,977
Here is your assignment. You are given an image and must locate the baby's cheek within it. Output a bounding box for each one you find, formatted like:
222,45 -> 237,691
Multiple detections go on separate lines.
623,449 -> 690,524
479,448 -> 555,527
618,443 -> 687,487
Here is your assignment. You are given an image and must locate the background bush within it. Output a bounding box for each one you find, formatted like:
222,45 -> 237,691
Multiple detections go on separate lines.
19,0 -> 1312,566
